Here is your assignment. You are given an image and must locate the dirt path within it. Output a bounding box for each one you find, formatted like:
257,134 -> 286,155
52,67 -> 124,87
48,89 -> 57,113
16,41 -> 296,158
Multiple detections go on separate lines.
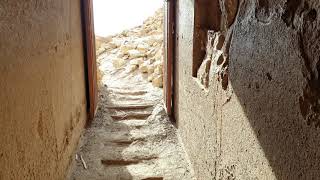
67,53 -> 195,180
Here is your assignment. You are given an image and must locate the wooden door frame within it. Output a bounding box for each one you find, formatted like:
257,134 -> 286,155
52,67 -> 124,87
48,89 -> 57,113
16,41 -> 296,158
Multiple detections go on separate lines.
164,0 -> 176,120
81,0 -> 176,124
81,0 -> 98,126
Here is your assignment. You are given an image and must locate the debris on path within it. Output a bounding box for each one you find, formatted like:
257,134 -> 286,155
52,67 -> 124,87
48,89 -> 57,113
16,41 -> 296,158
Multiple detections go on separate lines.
68,8 -> 195,180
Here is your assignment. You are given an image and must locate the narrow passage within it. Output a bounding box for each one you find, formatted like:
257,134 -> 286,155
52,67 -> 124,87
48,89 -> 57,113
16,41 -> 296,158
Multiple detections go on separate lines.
68,9 -> 195,180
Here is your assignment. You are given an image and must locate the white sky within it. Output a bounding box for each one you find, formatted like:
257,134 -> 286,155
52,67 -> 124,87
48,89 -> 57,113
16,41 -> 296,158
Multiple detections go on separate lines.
93,0 -> 163,37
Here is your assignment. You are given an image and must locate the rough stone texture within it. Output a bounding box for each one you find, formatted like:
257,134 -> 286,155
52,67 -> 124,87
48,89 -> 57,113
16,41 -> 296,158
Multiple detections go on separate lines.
0,1 -> 87,179
96,9 -> 164,88
220,0 -> 239,29
192,0 -> 221,77
68,49 -> 194,180
175,0 -> 320,179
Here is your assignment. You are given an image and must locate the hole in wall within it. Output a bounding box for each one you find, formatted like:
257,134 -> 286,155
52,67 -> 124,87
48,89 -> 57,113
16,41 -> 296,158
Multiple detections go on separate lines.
266,72 -> 272,81
221,72 -> 229,90
255,0 -> 272,23
192,0 -> 221,77
306,9 -> 317,22
255,82 -> 260,90
217,55 -> 224,65
281,0 -> 302,27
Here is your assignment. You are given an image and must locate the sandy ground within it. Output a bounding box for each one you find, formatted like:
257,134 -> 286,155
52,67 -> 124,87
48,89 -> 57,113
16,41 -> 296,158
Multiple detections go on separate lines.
67,52 -> 195,180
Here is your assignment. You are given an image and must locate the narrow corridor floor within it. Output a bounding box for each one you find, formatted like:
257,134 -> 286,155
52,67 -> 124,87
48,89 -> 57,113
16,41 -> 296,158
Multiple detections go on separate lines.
68,54 -> 195,180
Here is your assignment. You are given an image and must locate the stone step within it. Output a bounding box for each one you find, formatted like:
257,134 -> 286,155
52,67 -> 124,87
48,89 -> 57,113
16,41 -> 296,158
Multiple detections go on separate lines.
110,90 -> 148,96
106,103 -> 154,110
113,120 -> 146,129
111,112 -> 152,121
103,136 -> 146,147
141,177 -> 164,180
101,156 -> 157,166
109,96 -> 146,102
107,88 -> 148,95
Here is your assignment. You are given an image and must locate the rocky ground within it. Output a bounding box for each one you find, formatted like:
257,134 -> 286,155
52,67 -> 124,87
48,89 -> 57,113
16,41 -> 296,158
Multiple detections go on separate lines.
67,9 -> 195,180
96,8 -> 164,88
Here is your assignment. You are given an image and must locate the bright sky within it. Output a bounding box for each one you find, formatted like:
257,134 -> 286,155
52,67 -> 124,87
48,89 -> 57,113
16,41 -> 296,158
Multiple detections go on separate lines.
93,0 -> 163,37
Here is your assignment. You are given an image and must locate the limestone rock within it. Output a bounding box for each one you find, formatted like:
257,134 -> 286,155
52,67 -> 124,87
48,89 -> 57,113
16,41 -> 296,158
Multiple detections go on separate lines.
97,48 -> 106,56
96,36 -> 112,50
211,50 -> 224,73
147,65 -> 155,74
148,74 -> 154,82
146,48 -> 157,58
147,58 -> 156,64
110,49 -> 118,54
137,43 -> 150,52
120,43 -> 136,54
152,75 -> 163,88
128,49 -> 145,59
197,58 -> 212,88
112,58 -> 126,69
117,52 -> 125,58
96,8 -> 164,88
154,65 -> 163,75
139,62 -> 149,73
110,38 -> 123,48
128,64 -> 138,72
154,61 -> 163,75
144,35 -> 163,46
154,48 -> 163,60
130,58 -> 144,66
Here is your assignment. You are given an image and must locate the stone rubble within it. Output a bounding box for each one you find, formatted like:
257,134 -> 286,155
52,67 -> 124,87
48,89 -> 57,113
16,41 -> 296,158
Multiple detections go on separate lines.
96,8 -> 164,88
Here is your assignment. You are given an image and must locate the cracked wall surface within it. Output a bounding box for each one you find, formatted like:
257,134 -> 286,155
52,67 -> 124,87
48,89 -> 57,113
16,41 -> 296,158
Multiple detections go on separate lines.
0,1 -> 87,179
175,0 -> 320,179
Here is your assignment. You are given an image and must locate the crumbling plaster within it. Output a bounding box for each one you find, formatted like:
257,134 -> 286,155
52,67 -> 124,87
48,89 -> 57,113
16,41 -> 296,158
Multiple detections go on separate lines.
175,0 -> 320,179
0,1 -> 87,179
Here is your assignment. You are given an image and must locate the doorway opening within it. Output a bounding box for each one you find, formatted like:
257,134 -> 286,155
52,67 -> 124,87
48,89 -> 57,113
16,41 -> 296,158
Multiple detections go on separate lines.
95,0 -> 165,92
93,0 -> 164,117
68,1 -> 195,179
92,0 -> 173,123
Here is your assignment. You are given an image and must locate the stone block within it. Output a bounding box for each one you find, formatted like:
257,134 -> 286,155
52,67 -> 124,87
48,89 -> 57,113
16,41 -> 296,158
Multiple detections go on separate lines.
128,49 -> 145,59
112,58 -> 126,69
147,64 -> 155,74
139,63 -> 149,73
152,75 -> 163,88
130,58 -> 144,66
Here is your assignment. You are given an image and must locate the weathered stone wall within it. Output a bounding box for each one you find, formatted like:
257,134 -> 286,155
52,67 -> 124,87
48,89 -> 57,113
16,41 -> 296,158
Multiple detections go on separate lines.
0,1 -> 87,179
175,0 -> 320,179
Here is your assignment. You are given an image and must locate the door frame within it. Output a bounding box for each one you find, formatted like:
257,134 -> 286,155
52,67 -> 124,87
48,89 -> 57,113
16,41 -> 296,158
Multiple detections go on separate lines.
81,0 -> 176,124
164,0 -> 176,119
81,0 -> 98,125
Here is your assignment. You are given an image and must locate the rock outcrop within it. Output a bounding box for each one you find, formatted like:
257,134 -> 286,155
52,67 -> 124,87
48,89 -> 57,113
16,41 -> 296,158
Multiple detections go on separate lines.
96,8 -> 164,88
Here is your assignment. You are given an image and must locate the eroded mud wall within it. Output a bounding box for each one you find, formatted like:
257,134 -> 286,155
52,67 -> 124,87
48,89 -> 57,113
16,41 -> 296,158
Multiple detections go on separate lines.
175,0 -> 320,179
0,1 -> 87,179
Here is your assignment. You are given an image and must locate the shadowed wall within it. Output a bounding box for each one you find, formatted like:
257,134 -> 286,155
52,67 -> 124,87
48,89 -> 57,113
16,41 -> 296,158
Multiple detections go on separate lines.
0,1 -> 87,179
175,0 -> 320,179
